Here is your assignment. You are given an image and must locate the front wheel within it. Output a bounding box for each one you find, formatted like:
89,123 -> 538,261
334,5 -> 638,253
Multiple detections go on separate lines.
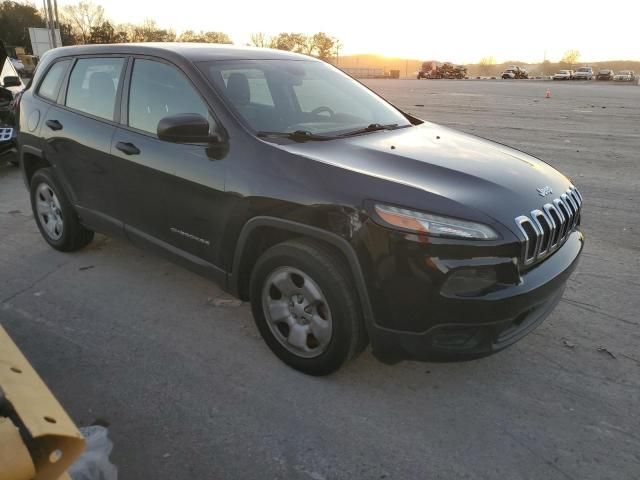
250,238 -> 367,375
30,168 -> 94,251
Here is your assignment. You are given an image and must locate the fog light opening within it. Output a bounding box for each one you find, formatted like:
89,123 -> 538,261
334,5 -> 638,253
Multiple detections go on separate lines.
442,268 -> 498,297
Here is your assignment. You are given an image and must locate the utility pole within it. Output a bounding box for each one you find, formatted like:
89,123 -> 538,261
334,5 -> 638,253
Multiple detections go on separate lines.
53,0 -> 60,31
45,0 -> 58,48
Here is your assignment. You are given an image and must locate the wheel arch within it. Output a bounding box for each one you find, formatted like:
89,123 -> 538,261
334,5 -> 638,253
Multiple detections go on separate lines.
20,145 -> 50,188
229,216 -> 376,337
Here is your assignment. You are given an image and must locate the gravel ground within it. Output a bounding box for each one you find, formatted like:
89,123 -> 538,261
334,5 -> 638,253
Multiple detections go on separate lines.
1,79 -> 639,480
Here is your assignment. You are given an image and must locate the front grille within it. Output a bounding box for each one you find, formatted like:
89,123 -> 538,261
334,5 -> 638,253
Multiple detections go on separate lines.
514,186 -> 582,265
0,127 -> 13,142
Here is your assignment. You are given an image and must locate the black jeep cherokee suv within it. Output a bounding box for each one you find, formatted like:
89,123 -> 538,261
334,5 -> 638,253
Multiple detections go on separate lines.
18,44 -> 584,375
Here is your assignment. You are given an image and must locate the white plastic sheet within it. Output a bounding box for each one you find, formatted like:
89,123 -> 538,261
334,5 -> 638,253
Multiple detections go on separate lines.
68,426 -> 118,480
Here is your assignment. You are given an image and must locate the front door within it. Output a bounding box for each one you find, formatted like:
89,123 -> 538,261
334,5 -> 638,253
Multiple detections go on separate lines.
112,58 -> 227,266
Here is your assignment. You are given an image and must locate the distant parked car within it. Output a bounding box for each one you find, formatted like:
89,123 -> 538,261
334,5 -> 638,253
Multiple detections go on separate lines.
573,67 -> 594,80
613,70 -> 635,81
553,70 -> 573,80
597,69 -> 614,80
501,65 -> 528,79
417,61 -> 467,79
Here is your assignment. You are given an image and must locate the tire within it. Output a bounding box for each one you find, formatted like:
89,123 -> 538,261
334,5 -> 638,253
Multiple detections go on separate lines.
249,238 -> 367,375
30,167 -> 94,252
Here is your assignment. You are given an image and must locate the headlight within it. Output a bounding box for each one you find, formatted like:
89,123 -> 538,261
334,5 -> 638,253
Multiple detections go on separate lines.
374,204 -> 499,240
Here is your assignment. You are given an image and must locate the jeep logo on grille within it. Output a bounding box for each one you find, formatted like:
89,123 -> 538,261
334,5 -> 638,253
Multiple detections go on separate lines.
537,186 -> 553,197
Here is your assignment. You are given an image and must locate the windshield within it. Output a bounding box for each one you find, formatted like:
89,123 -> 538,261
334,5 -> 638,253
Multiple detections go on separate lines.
199,59 -> 411,136
558,70 -> 569,74
577,68 -> 591,72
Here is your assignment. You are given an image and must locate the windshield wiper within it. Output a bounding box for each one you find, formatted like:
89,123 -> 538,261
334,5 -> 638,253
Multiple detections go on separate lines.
257,130 -> 336,142
338,123 -> 402,137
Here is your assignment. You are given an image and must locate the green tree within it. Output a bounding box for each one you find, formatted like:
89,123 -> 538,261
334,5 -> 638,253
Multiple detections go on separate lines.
0,1 -> 46,51
61,1 -> 105,44
561,49 -> 581,67
59,22 -> 79,46
178,30 -> 232,44
128,19 -> 175,42
312,32 -> 335,60
88,20 -> 129,44
249,32 -> 271,48
478,56 -> 496,75
271,32 -> 305,52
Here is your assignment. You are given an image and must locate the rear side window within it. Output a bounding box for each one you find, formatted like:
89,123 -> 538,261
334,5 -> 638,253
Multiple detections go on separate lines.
38,60 -> 70,102
66,58 -> 124,120
128,59 -> 209,135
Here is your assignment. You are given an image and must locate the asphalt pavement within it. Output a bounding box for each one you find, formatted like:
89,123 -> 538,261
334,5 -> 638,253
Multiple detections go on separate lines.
1,79 -> 639,479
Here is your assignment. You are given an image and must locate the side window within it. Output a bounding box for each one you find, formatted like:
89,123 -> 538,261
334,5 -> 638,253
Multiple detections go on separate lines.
37,60 -> 70,102
66,58 -> 124,120
128,59 -> 209,135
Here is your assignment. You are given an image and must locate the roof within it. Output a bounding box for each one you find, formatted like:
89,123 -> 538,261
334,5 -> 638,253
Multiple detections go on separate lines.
44,43 -> 316,63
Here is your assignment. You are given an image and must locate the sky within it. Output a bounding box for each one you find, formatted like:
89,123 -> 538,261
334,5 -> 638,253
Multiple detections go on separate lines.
57,0 -> 638,63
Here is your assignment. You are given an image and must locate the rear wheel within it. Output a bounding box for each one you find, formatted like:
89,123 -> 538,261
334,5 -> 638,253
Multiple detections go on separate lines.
250,238 -> 366,375
30,168 -> 94,251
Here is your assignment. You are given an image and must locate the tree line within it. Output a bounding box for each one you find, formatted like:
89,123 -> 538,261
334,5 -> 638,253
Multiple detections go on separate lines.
0,0 -> 340,61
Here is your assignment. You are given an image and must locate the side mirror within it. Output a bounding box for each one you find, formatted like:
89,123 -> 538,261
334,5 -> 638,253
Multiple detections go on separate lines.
3,76 -> 22,88
157,113 -> 218,144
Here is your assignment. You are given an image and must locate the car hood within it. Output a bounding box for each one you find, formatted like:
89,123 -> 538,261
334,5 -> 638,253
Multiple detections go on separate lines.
277,122 -> 573,227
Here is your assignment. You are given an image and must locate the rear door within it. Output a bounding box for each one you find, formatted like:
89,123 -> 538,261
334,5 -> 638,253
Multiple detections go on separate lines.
40,56 -> 126,232
112,57 -> 227,266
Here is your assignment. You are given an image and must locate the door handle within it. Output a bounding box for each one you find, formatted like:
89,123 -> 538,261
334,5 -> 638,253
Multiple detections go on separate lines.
115,141 -> 140,155
45,119 -> 63,131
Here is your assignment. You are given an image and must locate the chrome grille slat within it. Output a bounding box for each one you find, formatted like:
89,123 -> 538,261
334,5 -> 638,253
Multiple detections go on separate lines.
560,194 -> 576,230
569,188 -> 581,207
556,203 -> 569,238
542,203 -> 560,248
515,186 -> 582,265
552,199 -> 568,241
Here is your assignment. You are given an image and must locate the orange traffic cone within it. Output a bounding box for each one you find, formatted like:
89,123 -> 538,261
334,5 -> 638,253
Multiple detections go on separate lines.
545,89 -> 551,98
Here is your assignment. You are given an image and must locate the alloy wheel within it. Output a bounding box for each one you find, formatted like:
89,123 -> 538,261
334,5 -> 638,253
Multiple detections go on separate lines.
261,266 -> 333,358
35,183 -> 64,241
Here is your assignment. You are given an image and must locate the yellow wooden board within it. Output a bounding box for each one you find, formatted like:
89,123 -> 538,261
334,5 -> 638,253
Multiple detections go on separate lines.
0,326 -> 85,480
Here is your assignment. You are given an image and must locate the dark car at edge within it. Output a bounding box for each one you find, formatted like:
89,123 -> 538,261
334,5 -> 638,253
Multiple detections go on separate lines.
17,44 -> 584,375
1,41 -> 24,163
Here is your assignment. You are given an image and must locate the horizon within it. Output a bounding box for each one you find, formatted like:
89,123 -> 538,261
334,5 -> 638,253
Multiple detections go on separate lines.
54,0 -> 639,63
333,52 -> 638,65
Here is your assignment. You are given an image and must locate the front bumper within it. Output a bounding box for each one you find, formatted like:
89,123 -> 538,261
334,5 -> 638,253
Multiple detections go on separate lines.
361,228 -> 584,363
